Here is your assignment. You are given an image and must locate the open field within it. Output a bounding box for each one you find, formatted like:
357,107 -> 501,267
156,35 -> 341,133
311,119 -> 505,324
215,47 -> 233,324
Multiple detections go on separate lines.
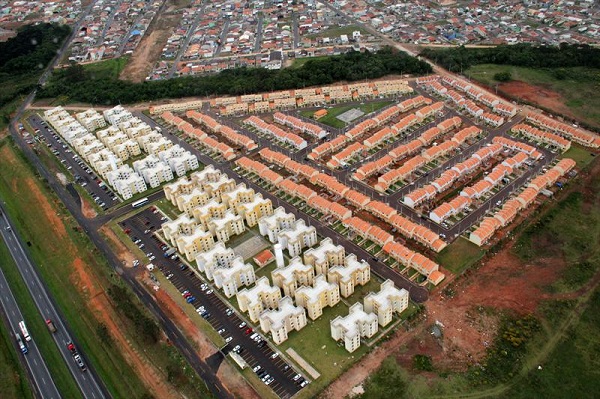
0,138 -> 187,398
305,25 -> 366,40
436,237 -> 484,275
300,101 -> 393,128
291,56 -> 330,69
84,57 -> 130,81
0,239 -> 39,399
562,144 -> 596,169
0,236 -> 83,399
465,64 -> 600,129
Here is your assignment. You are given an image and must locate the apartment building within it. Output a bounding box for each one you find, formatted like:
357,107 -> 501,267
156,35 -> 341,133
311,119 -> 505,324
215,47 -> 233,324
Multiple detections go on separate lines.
164,176 -> 196,204
201,174 -> 237,198
195,242 -> 236,279
364,280 -> 409,327
327,254 -> 371,298
220,183 -> 255,209
162,213 -> 198,245
105,164 -> 147,200
132,155 -> 174,188
207,211 -> 246,243
271,257 -> 315,297
277,219 -> 318,258
236,277 -> 282,322
148,100 -> 203,114
75,109 -> 106,131
259,297 -> 307,345
176,187 -> 211,216
258,206 -> 296,243
303,237 -> 345,275
192,198 -> 228,229
175,226 -> 215,262
331,303 -> 379,353
146,137 -> 174,155
158,144 -> 200,176
295,275 -> 340,320
103,105 -> 133,126
235,193 -> 273,227
212,256 -> 256,298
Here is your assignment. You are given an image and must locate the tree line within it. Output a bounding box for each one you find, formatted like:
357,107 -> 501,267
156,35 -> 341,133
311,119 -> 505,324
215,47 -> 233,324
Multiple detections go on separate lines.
39,46 -> 432,105
419,43 -> 600,72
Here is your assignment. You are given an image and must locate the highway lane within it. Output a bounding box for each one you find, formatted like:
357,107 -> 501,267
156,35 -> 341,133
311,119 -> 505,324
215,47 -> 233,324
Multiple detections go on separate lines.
0,202 -> 108,399
0,226 -> 61,399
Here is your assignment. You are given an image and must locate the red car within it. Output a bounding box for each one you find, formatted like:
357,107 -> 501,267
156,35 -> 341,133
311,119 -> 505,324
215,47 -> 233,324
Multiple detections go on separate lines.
244,327 -> 253,335
67,341 -> 76,353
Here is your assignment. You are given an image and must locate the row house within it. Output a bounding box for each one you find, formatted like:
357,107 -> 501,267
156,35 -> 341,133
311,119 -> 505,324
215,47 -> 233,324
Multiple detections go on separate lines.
452,126 -> 482,146
493,136 -> 538,157
328,142 -> 365,169
371,105 -> 402,127
389,139 -> 423,160
375,155 -> 427,192
364,280 -> 409,327
273,112 -> 327,139
397,95 -> 432,112
364,126 -> 394,149
344,189 -> 371,209
381,242 -> 445,285
259,148 -> 290,168
237,277 -> 282,323
469,216 -> 502,246
310,173 -> 349,196
345,119 -> 377,141
430,195 -> 471,223
328,254 -> 371,298
526,113 -> 600,148
422,141 -> 458,161
353,155 -> 393,181
295,275 -> 340,320
512,124 -> 571,152
402,185 -> 437,208
258,206 -> 296,243
272,257 -> 315,297
431,169 -> 459,193
219,125 -> 258,151
463,100 -> 484,118
391,113 -> 420,134
197,135 -> 236,160
278,219 -> 318,258
415,101 -> 444,120
436,116 -> 462,134
330,303 -> 378,353
148,100 -> 202,115
493,103 -> 518,118
445,90 -> 466,106
478,93 -> 499,108
416,75 -> 440,85
259,297 -> 307,345
308,134 -> 348,160
426,81 -> 448,96
221,103 -> 248,115
482,112 -> 505,127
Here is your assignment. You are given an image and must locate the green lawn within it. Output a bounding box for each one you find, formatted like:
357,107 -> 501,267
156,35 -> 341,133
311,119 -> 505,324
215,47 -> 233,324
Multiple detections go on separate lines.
0,314 -> 33,399
465,64 -> 600,129
436,237 -> 485,275
84,56 -> 130,80
291,56 -> 330,69
562,143 -> 596,169
0,237 -> 82,399
301,101 -> 394,129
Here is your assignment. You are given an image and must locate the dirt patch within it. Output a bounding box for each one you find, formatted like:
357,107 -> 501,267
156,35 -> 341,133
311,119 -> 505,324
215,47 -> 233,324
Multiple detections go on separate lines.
81,198 -> 97,219
152,286 -> 259,399
99,225 -> 135,267
23,177 -> 68,240
498,80 -> 576,120
69,259 -> 179,398
120,3 -> 184,82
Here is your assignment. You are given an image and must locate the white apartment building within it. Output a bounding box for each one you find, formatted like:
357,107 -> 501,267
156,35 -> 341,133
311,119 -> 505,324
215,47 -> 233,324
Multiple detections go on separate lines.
327,254 -> 371,298
271,257 -> 315,297
103,105 -> 133,126
207,211 -> 246,243
105,164 -> 147,200
133,155 -> 174,188
236,276 -> 282,322
258,206 -> 296,243
212,256 -> 256,297
259,297 -> 307,345
277,219 -> 318,258
158,144 -> 199,177
75,109 -> 106,132
303,237 -> 345,275
364,280 -> 409,327
331,303 -> 379,353
195,242 -> 236,280
295,275 -> 341,320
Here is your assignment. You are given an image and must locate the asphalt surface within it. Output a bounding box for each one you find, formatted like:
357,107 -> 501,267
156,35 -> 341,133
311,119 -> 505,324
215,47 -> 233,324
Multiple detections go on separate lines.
122,209 -> 305,398
0,203 -> 107,399
27,115 -> 121,209
0,218 -> 61,399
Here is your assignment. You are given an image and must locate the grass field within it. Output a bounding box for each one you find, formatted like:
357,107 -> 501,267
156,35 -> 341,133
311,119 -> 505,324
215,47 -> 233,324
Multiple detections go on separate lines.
436,237 -> 485,275
291,56 -> 330,69
84,57 -> 130,81
465,64 -> 600,129
300,101 -> 393,129
0,313 -> 33,399
0,138 -> 153,398
562,144 -> 596,169
0,237 -> 82,398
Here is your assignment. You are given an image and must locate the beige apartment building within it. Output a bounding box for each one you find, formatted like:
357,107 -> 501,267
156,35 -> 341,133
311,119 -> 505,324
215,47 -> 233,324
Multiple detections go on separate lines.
295,275 -> 340,320
220,183 -> 255,209
236,193 -> 273,227
303,237 -> 346,275
364,280 -> 409,327
175,226 -> 215,262
207,211 -> 246,243
331,303 -> 379,353
162,213 -> 198,245
272,257 -> 315,297
236,277 -> 282,322
327,254 -> 371,298
192,199 -> 228,229
176,187 -> 211,216
259,297 -> 307,345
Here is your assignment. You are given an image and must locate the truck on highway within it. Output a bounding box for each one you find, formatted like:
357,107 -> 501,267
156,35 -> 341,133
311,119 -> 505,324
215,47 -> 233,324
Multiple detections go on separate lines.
46,319 -> 57,333
16,333 -> 28,354
19,321 -> 31,342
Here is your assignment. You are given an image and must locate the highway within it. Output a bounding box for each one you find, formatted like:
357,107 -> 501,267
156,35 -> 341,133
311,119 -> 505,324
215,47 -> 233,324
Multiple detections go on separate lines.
0,202 -> 108,399
0,222 -> 61,399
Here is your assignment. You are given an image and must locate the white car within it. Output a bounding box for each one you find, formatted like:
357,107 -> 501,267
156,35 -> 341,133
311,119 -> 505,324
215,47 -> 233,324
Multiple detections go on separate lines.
225,337 -> 233,343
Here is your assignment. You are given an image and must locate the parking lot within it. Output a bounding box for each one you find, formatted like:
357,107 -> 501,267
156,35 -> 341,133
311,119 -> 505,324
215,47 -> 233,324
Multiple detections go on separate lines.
27,115 -> 120,210
120,208 -> 305,399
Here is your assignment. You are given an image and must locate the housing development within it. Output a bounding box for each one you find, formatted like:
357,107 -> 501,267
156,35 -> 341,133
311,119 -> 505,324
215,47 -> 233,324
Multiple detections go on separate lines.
2,2 -> 600,399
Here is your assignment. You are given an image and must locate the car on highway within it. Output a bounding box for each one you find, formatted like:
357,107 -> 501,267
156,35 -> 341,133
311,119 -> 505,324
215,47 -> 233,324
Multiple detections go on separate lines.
73,353 -> 87,371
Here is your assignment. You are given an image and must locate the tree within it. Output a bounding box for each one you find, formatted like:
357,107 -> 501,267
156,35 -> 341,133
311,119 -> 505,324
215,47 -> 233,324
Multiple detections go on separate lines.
494,71 -> 512,82
359,357 -> 408,399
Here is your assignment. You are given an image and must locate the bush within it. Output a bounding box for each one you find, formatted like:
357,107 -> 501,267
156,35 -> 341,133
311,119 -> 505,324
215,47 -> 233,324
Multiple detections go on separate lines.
494,71 -> 512,82
358,357 -> 408,399
412,354 -> 433,371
